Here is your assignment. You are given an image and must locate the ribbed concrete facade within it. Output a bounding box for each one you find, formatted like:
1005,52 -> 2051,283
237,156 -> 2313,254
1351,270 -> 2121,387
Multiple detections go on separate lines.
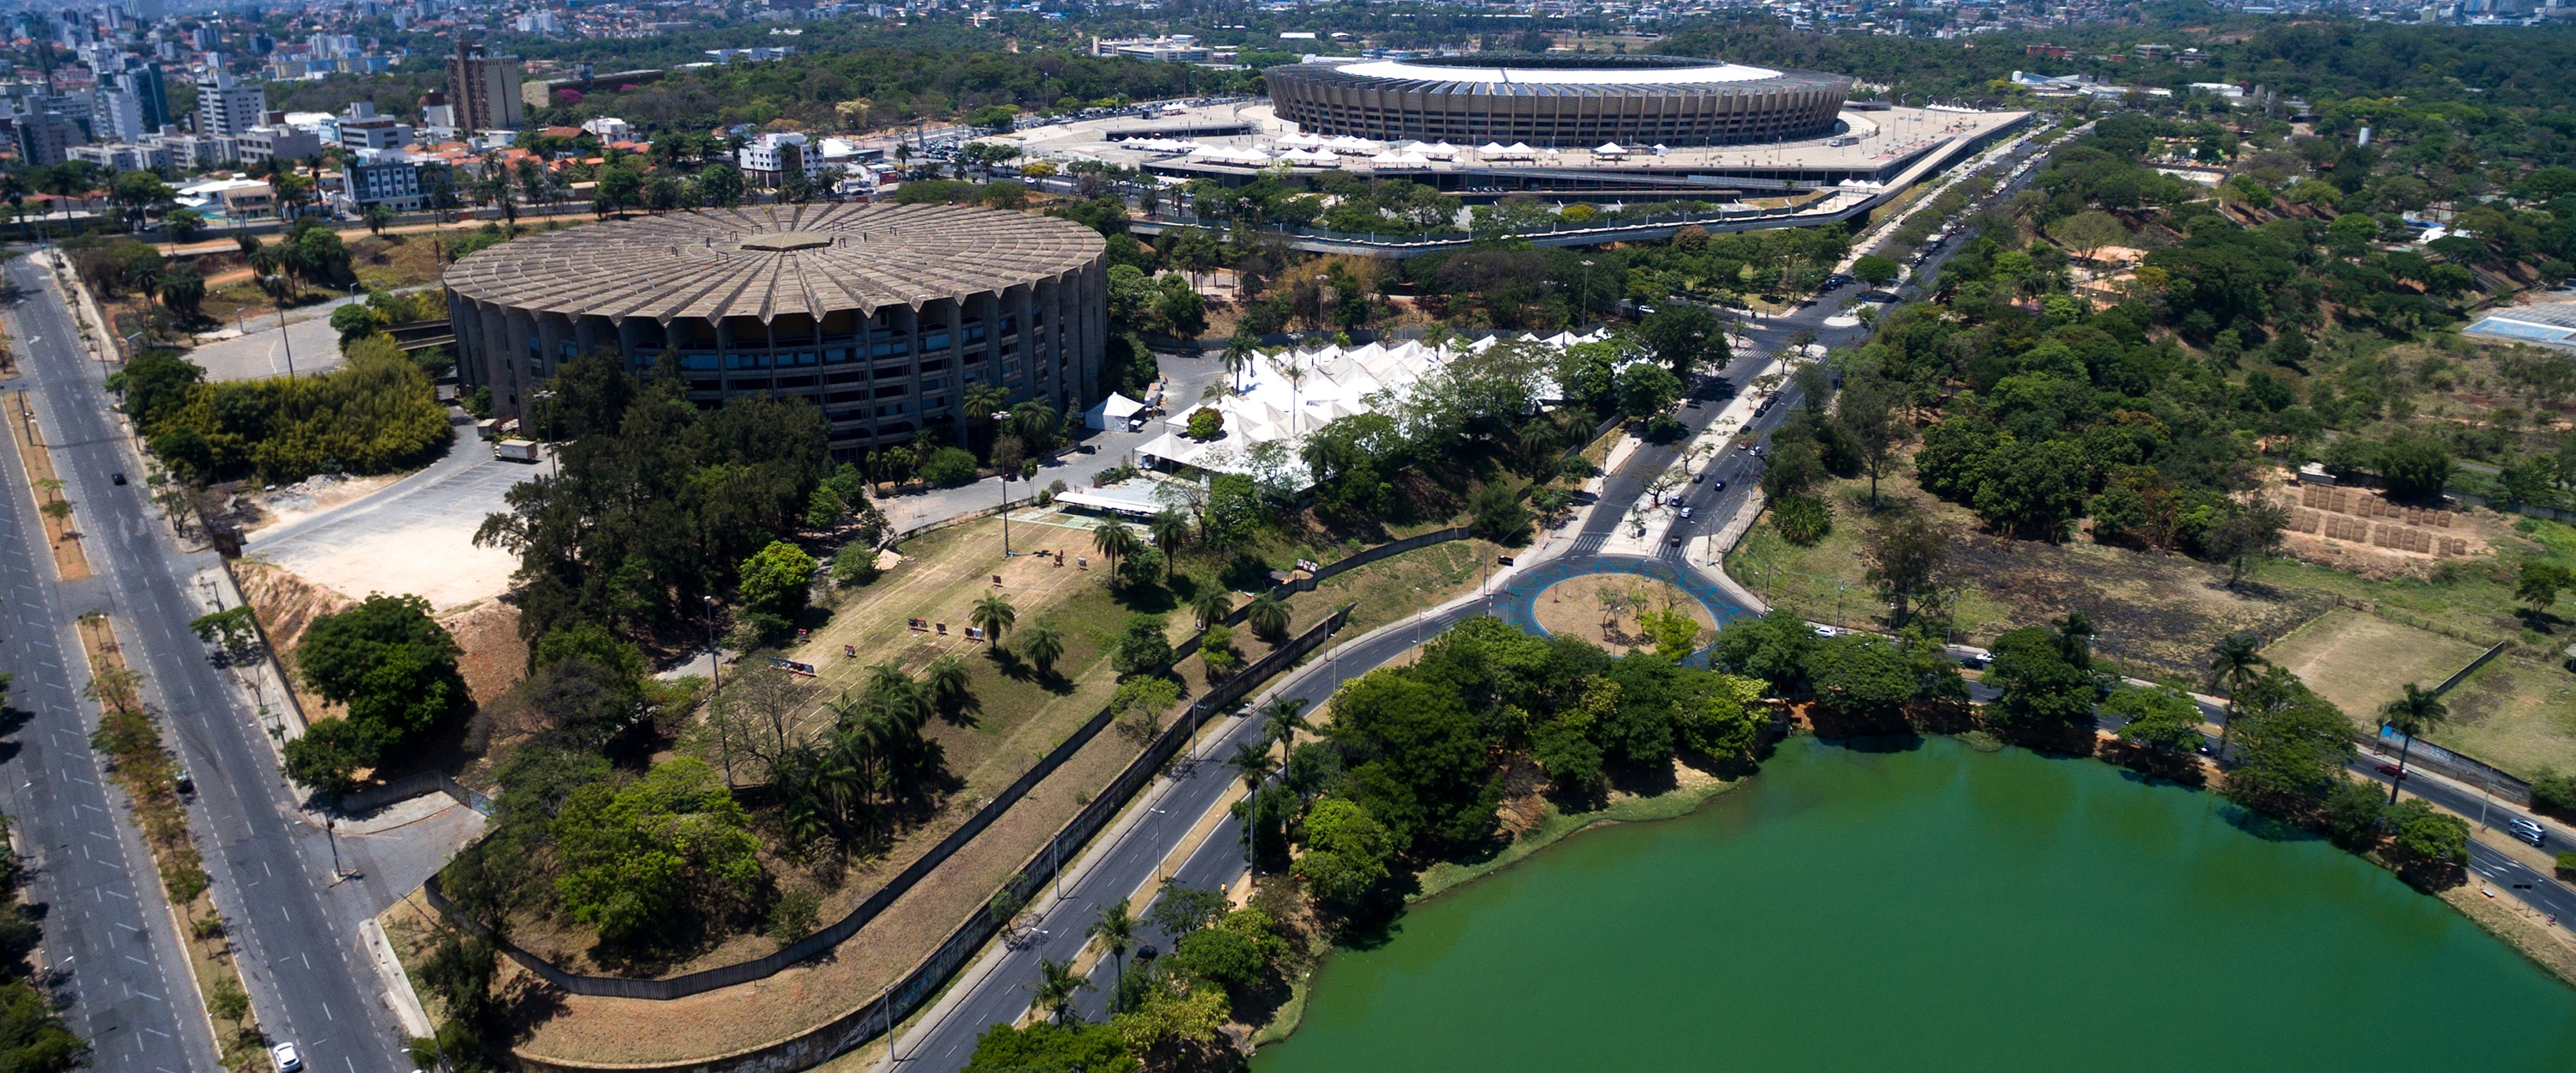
444,204 -> 1109,458
1267,55 -> 1850,148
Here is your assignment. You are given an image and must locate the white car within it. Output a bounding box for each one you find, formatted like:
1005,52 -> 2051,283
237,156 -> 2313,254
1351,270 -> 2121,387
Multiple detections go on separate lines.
272,1042 -> 303,1072
1813,625 -> 1838,638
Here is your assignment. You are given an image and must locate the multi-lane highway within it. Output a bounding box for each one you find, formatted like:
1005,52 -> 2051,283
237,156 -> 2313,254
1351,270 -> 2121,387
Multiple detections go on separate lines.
2,253 -> 410,1073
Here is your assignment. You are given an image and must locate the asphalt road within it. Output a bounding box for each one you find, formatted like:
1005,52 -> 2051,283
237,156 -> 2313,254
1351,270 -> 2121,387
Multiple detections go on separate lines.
3,254 -> 410,1072
0,345 -> 214,1070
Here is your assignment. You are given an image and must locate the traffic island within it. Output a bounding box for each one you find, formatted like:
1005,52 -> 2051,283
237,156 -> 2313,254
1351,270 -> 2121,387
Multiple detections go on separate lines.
76,613 -> 271,1071
6,391 -> 88,581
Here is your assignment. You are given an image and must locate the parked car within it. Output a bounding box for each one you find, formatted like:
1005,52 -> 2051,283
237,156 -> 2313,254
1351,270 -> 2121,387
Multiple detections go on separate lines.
1692,472 -> 1704,484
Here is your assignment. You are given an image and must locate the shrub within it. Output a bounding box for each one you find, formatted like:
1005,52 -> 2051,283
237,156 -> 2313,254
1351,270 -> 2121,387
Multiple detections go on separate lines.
2558,852 -> 2576,880
1772,493 -> 1831,546
2531,765 -> 2576,821
920,446 -> 979,487
1185,407 -> 1224,441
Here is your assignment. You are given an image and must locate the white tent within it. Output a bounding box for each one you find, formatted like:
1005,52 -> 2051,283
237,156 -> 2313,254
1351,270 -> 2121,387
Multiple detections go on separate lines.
1505,142 -> 1540,157
1651,143 -> 1670,156
1369,150 -> 1432,167
1275,131 -> 1324,149
1280,148 -> 1340,166
1420,141 -> 1461,159
1084,391 -> 1150,431
1324,135 -> 1384,155
1479,142 -> 1512,155
1595,142 -> 1627,156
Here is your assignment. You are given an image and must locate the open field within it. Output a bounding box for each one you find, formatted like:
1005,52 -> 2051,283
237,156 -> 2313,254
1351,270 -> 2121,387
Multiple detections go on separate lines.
2262,609 -> 2488,730
2434,653 -> 2576,779
1723,469 -> 2323,681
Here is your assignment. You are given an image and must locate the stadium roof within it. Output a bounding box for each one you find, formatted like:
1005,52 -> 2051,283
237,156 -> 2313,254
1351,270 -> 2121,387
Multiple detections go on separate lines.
443,203 -> 1105,323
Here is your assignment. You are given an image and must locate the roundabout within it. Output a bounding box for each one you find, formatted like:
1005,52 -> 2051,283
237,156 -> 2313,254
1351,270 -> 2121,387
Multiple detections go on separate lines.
1489,555 -> 1750,658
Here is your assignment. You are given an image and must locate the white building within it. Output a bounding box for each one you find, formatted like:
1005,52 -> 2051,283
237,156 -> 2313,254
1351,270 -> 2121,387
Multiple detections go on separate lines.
331,102 -> 413,149
69,141 -> 171,173
91,88 -> 149,143
738,131 -> 827,187
194,72 -> 264,137
580,116 -> 634,141
238,124 -> 325,167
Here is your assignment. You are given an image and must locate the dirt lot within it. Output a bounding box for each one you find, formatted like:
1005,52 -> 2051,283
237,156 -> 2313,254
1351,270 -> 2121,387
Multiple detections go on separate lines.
1533,574 -> 1716,652
504,532 -> 1500,1066
2261,609 -> 2488,729
234,561 -> 526,718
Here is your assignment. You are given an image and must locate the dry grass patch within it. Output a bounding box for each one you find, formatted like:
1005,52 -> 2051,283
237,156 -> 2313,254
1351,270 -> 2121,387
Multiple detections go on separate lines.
2263,608 -> 2488,727
2430,654 -> 2576,779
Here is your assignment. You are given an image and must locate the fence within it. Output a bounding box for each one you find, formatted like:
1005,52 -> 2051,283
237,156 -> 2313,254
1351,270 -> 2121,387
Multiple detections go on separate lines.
2360,729 -> 2534,808
501,606 -> 1355,1073
2433,641 -> 2511,697
419,567 -> 1391,1003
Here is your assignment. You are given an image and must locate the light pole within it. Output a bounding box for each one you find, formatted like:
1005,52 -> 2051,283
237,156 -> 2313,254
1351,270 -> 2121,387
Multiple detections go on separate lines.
275,289 -> 297,379
533,390 -> 560,477
992,410 -> 1014,556
705,594 -> 720,694
1578,259 -> 1594,326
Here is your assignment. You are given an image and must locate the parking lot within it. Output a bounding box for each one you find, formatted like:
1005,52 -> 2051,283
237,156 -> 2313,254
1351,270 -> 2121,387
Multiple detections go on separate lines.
244,415 -> 528,609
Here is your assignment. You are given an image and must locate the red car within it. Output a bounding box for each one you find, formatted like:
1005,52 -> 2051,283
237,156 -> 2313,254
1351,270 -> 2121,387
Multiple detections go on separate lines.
2374,763 -> 2410,780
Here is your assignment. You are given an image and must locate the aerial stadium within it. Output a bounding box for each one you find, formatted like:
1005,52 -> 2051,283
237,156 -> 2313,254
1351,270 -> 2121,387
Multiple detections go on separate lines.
1264,54 -> 1854,149
444,203 -> 1109,457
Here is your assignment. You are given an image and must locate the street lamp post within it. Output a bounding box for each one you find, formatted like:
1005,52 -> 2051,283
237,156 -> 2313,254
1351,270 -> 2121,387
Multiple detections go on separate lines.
533,390 -> 561,477
1578,259 -> 1595,326
705,594 -> 720,694
992,410 -> 1014,556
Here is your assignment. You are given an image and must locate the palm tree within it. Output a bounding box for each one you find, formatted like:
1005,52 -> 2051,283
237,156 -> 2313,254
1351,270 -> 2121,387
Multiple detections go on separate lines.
963,382 -> 1011,449
2379,682 -> 2450,804
1228,741 -> 1278,871
1148,509 -> 1192,580
1086,898 -> 1137,1014
924,654 -> 971,717
1259,695 -> 1310,756
1010,401 -> 1060,451
1192,588 -> 1233,630
1029,956 -> 1091,1024
1222,330 -> 1259,393
2207,631 -> 2266,756
1019,622 -> 1065,677
1245,594 -> 1290,641
1091,520 -> 1139,579
971,593 -> 1017,647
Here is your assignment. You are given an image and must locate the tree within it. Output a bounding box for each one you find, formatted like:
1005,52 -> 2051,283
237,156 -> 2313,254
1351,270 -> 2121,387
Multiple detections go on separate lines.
1985,625 -> 2099,732
2204,502 -> 2287,586
738,540 -> 817,620
1086,898 -> 1137,1013
1226,741 -> 1278,869
967,1020 -> 1133,1073
1026,957 -> 1097,1026
1292,797 -> 1394,911
1001,620 -> 1059,678
1149,509 -> 1192,579
1110,613 -> 1171,676
296,594 -> 466,760
1244,593 -> 1291,642
971,593 -> 1017,647
1637,304 -> 1723,380
2207,631 -> 2266,757
1852,254 -> 1901,286
2378,682 -> 2449,804
1092,521 -> 1139,580
2376,435 -> 2452,500
1614,361 -> 1683,421
920,446 -> 978,487
331,302 -> 382,343
550,758 -> 762,943
2107,685 -> 2204,755
1861,513 -> 1949,627
1191,588 -> 1232,630
1970,437 -> 2090,539
1805,633 -> 1921,722
2517,561 -> 2573,613
694,163 -> 747,209
1838,376 -> 1906,505
1771,494 -> 1830,546
2220,670 -> 2356,817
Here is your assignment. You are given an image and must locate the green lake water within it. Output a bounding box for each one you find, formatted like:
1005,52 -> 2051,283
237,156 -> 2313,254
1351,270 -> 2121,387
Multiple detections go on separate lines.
1254,737 -> 2576,1072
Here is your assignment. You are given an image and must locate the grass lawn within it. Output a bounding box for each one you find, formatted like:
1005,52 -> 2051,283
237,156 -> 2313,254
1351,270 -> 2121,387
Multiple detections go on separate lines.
2433,653 -> 2576,780
2261,608 -> 2489,730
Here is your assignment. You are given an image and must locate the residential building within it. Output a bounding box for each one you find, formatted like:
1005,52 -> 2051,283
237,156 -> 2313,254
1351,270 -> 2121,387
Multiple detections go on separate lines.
333,102 -> 412,149
15,111 -> 85,167
338,155 -> 451,212
69,141 -> 172,172
447,37 -> 525,130
92,88 -> 148,143
738,131 -> 826,187
580,116 -> 634,141
146,131 -> 239,167
195,72 -> 265,137
174,176 -> 278,222
239,123 -> 325,167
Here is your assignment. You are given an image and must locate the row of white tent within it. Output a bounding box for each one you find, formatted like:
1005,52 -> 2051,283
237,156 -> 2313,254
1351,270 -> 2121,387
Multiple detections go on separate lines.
1121,133 -> 1677,168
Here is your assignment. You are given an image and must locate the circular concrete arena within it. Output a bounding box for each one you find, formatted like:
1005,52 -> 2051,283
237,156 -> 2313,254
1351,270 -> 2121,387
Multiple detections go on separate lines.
443,203 -> 1109,458
1265,54 -> 1852,149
